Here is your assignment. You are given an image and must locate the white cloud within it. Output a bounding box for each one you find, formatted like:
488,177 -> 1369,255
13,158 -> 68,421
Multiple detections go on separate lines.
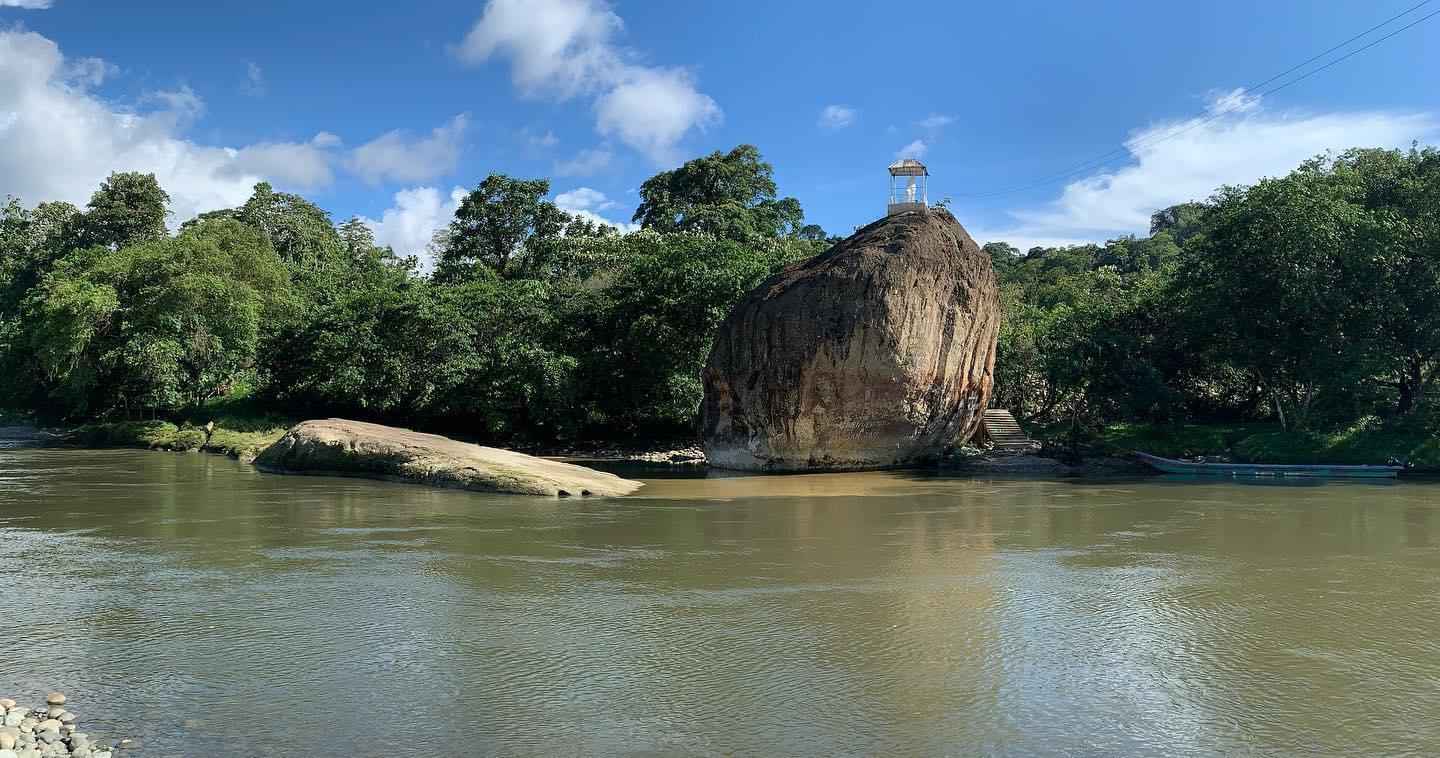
999,91 -> 1438,243
243,61 -> 265,97
310,131 -> 342,148
360,186 -> 466,269
347,114 -> 468,185
0,0 -> 52,8
0,28 -> 334,226
554,186 -> 614,211
64,57 -> 115,88
818,104 -> 856,130
553,146 -> 612,176
554,186 -> 636,231
896,139 -> 927,159
917,114 -> 954,131
456,0 -> 720,163
594,67 -> 719,163
222,139 -> 335,189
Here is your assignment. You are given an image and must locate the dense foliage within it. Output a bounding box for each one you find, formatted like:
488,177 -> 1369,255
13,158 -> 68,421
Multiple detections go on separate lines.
994,146 -> 1440,440
5,144 -> 1440,454
0,147 -> 823,442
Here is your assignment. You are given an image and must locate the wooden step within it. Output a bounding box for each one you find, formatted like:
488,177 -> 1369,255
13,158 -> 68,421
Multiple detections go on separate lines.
979,409 -> 1035,451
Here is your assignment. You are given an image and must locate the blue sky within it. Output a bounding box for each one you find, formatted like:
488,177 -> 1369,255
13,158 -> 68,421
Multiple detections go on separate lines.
2,0 -> 1437,258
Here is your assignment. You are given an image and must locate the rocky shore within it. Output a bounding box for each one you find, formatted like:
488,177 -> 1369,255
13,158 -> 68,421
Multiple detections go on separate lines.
0,693 -> 116,758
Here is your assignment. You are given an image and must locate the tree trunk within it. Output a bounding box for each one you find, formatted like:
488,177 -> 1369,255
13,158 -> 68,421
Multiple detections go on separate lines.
1397,357 -> 1424,416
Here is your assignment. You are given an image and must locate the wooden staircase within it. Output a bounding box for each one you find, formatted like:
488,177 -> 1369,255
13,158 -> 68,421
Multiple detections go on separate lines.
981,409 -> 1035,454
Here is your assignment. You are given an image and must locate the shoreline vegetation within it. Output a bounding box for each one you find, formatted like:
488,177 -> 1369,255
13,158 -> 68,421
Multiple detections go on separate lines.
6,146 -> 1440,468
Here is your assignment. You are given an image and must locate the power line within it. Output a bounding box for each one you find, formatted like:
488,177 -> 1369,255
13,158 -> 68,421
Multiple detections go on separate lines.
955,2 -> 1438,199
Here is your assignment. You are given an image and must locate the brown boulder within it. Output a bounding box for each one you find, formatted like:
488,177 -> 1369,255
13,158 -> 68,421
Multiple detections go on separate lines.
701,209 -> 1000,471
255,419 -> 643,497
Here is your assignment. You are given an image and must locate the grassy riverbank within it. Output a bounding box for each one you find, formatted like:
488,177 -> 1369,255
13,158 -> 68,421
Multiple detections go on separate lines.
70,418 -> 290,461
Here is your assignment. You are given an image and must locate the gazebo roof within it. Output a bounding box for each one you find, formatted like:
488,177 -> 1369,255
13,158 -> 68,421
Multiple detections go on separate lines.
888,158 -> 929,176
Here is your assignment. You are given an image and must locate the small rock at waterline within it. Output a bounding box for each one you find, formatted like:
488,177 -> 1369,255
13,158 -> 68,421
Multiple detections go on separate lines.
43,695 -> 63,707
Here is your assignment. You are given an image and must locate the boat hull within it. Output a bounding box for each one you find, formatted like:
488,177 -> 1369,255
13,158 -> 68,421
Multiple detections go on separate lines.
1135,452 -> 1402,479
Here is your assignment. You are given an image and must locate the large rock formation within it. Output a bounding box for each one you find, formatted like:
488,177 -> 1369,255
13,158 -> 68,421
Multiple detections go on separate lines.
701,209 -> 1000,471
255,419 -> 643,497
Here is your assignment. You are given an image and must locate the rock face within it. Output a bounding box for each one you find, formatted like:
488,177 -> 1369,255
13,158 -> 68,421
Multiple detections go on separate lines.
255,419 -> 643,497
701,209 -> 1000,471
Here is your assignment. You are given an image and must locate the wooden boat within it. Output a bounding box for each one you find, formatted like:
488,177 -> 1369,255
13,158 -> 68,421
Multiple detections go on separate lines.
1135,452 -> 1403,479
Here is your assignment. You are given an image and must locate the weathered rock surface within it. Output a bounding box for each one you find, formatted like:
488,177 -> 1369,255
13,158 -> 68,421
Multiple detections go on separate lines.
255,419 -> 643,497
702,209 -> 1000,471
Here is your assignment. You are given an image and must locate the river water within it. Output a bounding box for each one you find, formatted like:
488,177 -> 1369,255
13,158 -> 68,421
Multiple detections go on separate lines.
3,446 -> 1440,756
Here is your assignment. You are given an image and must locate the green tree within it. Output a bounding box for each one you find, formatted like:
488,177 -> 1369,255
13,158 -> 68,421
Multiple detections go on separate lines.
14,218 -> 291,417
80,172 -> 170,249
237,182 -> 345,270
1177,173 -> 1375,430
632,145 -> 805,241
432,175 -> 570,283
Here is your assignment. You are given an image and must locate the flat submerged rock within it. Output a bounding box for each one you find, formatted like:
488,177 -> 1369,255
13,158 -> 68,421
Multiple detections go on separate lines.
254,419 -> 643,497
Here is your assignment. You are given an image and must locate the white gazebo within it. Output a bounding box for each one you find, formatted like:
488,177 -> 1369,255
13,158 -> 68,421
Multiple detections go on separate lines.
886,159 -> 929,216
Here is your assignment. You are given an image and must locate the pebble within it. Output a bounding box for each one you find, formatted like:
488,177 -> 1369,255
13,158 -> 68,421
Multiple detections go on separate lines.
0,695 -> 116,758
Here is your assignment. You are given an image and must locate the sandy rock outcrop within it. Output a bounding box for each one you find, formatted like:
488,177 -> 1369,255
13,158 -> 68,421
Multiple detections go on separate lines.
255,419 -> 643,497
701,209 -> 1000,471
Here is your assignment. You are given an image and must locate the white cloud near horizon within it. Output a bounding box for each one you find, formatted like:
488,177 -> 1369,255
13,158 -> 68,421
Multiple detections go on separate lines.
0,0 -> 52,8
0,28 -> 335,225
455,0 -> 719,164
347,114 -> 469,185
819,105 -> 856,130
360,186 -> 466,269
554,185 -> 637,231
975,89 -> 1438,251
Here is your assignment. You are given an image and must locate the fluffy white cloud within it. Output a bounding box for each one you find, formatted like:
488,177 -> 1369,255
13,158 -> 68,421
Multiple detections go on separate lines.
819,104 -> 856,130
221,134 -> 339,189
347,114 -> 468,185
595,67 -> 719,163
456,0 -> 719,163
895,139 -> 927,159
0,0 -> 52,8
553,146 -> 612,176
360,186 -> 466,269
996,91 -> 1438,244
0,29 -> 332,225
554,186 -> 636,231
554,186 -> 614,211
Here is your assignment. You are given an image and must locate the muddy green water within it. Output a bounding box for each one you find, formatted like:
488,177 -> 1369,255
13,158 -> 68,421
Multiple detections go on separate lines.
3,447 -> 1440,756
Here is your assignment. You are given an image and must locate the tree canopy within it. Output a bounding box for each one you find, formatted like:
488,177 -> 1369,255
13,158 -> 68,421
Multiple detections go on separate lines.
632,145 -> 808,241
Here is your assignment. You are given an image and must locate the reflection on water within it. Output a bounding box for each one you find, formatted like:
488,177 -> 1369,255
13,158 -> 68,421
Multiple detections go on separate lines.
3,449 -> 1440,756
